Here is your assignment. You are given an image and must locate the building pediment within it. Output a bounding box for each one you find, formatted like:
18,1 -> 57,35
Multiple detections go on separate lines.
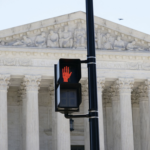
0,11 -> 150,51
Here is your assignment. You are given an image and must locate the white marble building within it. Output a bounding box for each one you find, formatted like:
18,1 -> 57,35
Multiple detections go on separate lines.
0,11 -> 150,150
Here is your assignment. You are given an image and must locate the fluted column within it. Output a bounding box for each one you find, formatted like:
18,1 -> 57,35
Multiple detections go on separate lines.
18,84 -> 27,150
97,78 -> 105,150
23,75 -> 41,150
131,91 -> 141,150
82,85 -> 90,150
51,87 -> 70,150
0,74 -> 10,150
103,89 -> 113,150
102,94 -> 107,150
51,90 -> 57,150
138,86 -> 149,150
110,85 -> 121,150
116,78 -> 134,150
145,79 -> 150,149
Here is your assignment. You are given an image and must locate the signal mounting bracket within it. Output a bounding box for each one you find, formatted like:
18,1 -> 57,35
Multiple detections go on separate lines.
64,112 -> 98,119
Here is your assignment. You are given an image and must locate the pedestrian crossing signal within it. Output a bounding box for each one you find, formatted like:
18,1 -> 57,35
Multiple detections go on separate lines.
54,59 -> 82,113
57,59 -> 81,84
62,66 -> 72,82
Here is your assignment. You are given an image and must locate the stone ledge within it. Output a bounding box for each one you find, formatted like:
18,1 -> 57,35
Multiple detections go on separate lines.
0,47 -> 149,62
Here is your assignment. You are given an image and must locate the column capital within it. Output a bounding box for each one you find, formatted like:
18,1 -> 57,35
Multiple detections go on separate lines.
110,85 -> 119,99
49,84 -> 55,100
137,85 -> 148,98
18,83 -> 26,100
116,78 -> 134,93
145,79 -> 150,92
49,82 -> 54,92
97,78 -> 105,92
23,75 -> 41,91
0,74 -> 10,90
103,89 -> 112,107
131,91 -> 139,107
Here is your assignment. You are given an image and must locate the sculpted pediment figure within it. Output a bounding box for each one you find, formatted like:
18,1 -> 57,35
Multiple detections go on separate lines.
0,39 -> 5,46
114,36 -> 125,50
47,30 -> 59,48
35,32 -> 46,48
95,32 -> 98,49
59,26 -> 73,48
126,41 -> 136,51
126,41 -> 144,51
103,33 -> 113,50
96,29 -> 103,49
74,23 -> 86,48
13,36 -> 32,47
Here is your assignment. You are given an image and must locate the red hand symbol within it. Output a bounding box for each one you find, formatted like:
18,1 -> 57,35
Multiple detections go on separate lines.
62,66 -> 72,82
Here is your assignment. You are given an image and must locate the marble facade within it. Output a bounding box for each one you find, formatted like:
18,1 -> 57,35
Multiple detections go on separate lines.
1,11 -> 150,150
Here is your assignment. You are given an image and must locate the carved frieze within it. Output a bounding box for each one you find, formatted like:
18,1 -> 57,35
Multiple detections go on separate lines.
0,54 -> 150,72
0,58 -> 32,66
0,19 -> 150,51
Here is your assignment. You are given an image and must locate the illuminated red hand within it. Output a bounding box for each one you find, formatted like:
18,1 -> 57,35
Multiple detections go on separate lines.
62,66 -> 72,82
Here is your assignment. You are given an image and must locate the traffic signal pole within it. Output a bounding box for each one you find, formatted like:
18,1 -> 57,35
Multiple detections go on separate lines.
59,1 -> 100,150
86,1 -> 100,150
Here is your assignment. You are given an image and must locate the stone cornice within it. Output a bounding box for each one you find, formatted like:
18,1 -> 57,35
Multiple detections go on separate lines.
0,48 -> 150,72
0,47 -> 150,61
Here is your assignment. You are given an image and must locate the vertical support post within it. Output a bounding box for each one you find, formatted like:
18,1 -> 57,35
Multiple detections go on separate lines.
0,75 -> 10,150
23,75 -> 41,150
85,1 -> 100,150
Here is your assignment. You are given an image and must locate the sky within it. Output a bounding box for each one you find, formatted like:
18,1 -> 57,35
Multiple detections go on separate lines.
0,0 -> 150,34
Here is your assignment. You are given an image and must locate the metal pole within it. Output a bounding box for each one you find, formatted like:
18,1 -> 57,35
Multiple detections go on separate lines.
85,1 -> 100,150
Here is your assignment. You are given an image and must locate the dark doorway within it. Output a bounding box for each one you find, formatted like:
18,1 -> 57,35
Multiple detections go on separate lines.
71,145 -> 84,150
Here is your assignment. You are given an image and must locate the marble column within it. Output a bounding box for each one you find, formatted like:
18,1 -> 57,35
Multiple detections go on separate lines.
23,75 -> 41,150
18,84 -> 27,150
102,94 -> 107,150
51,90 -> 57,150
82,88 -> 90,150
51,88 -> 71,150
0,74 -> 10,150
103,89 -> 113,150
145,79 -> 150,149
138,86 -> 149,150
110,86 -> 121,150
97,78 -> 105,150
117,78 -> 134,150
131,91 -> 141,150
